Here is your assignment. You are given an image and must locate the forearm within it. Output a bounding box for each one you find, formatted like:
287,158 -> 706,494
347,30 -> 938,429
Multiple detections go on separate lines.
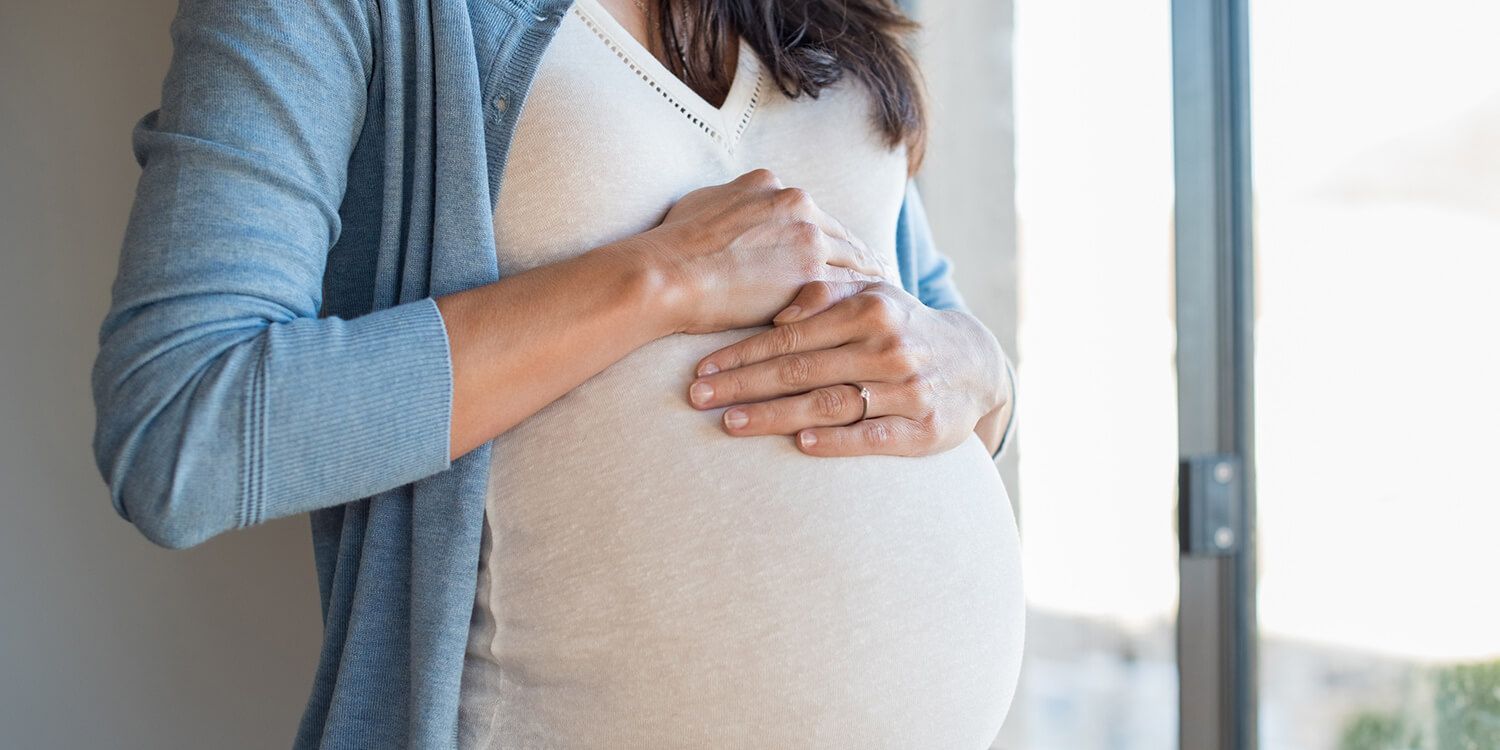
437,240 -> 682,460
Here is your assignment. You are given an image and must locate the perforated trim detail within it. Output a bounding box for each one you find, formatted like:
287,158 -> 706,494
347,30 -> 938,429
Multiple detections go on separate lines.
573,6 -> 763,153
732,76 -> 763,145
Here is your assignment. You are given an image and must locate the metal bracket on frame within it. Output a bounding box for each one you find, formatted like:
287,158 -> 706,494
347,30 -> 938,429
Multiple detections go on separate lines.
1179,454 -> 1243,557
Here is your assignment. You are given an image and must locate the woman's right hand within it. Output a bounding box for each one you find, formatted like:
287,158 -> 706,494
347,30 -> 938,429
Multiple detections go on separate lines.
623,168 -> 896,334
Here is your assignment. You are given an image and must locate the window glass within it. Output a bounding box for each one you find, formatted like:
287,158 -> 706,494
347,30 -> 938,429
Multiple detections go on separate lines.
1002,0 -> 1180,746
1250,2 -> 1500,748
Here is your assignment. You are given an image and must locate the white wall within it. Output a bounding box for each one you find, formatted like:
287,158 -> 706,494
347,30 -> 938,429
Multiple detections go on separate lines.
0,3 -> 322,747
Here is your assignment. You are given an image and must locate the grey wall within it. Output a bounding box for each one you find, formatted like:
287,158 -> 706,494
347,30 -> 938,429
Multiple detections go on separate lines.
0,3 -> 323,748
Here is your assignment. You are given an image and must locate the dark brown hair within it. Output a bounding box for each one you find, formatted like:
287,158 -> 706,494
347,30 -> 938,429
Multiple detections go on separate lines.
651,0 -> 928,174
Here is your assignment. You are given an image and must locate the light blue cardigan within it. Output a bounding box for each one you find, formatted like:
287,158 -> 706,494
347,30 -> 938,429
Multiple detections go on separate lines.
91,0 -> 1011,746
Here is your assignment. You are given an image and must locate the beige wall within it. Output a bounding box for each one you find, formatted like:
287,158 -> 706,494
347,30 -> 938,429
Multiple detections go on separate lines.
0,3 -> 322,748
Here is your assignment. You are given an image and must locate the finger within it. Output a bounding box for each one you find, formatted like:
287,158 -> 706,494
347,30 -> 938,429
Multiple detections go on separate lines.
773,187 -> 886,279
804,204 -> 899,283
688,344 -> 872,410
818,231 -> 888,280
772,279 -> 878,325
720,382 -> 896,437
796,415 -> 931,457
734,167 -> 783,190
696,299 -> 869,376
817,263 -> 887,288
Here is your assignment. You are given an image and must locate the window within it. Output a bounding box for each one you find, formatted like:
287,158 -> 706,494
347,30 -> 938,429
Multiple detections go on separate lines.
1250,1 -> 1500,747
920,0 -> 1499,746
1005,0 -> 1180,746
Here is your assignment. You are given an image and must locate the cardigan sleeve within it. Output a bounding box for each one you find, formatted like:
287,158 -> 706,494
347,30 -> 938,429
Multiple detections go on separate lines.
897,180 -> 1018,461
900,180 -> 968,312
92,0 -> 455,549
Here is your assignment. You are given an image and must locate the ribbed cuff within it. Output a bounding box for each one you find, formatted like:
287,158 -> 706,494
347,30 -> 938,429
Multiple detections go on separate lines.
248,297 -> 454,526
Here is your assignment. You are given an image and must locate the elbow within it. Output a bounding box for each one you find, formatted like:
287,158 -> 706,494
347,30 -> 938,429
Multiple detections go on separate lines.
92,346 -> 252,551
95,429 -> 238,551
129,506 -> 218,551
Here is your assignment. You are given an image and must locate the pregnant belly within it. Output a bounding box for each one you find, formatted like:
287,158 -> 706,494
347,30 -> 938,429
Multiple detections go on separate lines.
461,329 -> 1025,750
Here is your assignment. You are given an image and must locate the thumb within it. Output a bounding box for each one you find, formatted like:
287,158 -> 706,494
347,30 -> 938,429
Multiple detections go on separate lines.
773,278 -> 876,325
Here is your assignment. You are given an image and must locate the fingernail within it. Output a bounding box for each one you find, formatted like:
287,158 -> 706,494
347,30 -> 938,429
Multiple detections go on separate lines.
690,381 -> 714,406
773,305 -> 801,324
798,431 -> 817,448
723,408 -> 748,429
697,362 -> 719,377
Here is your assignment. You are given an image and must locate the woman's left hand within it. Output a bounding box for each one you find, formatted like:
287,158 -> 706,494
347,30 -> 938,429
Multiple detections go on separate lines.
687,280 -> 1009,457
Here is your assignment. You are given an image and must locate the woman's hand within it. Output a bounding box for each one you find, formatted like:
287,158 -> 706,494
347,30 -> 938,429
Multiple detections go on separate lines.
686,280 -> 1011,457
626,168 -> 896,334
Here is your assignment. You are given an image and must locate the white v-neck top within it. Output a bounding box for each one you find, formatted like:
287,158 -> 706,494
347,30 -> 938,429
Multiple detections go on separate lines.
459,2 -> 1024,748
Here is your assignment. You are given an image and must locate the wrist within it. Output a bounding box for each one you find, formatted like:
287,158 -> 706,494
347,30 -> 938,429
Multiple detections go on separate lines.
598,236 -> 694,338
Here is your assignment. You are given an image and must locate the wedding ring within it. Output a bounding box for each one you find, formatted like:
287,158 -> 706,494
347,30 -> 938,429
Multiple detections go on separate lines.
845,383 -> 871,424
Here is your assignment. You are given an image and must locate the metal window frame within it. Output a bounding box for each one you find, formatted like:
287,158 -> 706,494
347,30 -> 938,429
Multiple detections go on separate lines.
1171,0 -> 1258,747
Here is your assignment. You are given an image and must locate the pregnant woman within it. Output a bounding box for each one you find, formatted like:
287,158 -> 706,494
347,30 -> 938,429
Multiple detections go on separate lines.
92,0 -> 1022,748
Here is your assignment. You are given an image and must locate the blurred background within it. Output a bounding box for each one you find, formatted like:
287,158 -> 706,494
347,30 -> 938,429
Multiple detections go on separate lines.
2,0 -> 1497,748
0,2 -> 323,748
988,0 -> 1500,747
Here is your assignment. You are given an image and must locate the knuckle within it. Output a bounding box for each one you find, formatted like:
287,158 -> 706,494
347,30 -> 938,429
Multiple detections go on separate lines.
867,293 -> 903,327
863,419 -> 894,446
775,186 -> 815,213
906,373 -> 937,412
916,412 -> 940,437
913,417 -> 943,454
770,323 -> 802,355
778,354 -> 815,387
882,338 -> 921,374
853,291 -> 885,320
812,387 -> 846,419
789,220 -> 823,249
742,168 -> 779,188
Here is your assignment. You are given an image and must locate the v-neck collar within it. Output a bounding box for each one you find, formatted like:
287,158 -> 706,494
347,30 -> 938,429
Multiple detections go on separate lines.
572,0 -> 764,152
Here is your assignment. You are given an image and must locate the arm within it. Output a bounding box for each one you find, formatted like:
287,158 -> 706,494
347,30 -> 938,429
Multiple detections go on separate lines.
93,0 -> 449,549
93,2 -> 872,553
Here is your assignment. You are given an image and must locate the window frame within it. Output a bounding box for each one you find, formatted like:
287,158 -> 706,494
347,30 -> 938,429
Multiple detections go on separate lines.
1171,0 -> 1259,747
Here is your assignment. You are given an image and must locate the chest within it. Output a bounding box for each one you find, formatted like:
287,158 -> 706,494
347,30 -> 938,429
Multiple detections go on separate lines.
490,0 -> 910,276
